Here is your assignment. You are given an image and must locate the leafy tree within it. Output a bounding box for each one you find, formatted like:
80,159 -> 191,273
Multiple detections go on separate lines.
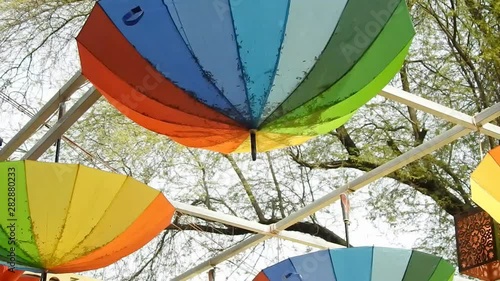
1,0 -> 499,280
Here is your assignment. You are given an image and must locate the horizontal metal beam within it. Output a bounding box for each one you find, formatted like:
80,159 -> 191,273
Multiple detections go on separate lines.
0,72 -> 86,161
173,201 -> 269,234
172,201 -> 341,249
22,87 -> 100,160
380,86 -> 500,139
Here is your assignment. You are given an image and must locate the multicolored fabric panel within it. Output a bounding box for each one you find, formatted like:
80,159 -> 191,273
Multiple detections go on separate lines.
0,265 -> 26,281
0,161 -> 174,273
253,246 -> 455,281
77,0 -> 415,154
471,146 -> 500,223
0,265 -> 97,281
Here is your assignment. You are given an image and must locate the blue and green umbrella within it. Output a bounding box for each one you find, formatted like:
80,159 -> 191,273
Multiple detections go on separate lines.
77,0 -> 415,159
253,246 -> 455,281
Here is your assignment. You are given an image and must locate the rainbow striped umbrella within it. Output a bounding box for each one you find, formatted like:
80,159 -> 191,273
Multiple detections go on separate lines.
253,247 -> 455,281
0,161 -> 174,276
76,0 -> 415,159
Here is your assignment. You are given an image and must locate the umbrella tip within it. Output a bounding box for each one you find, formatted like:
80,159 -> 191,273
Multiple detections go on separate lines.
250,130 -> 257,161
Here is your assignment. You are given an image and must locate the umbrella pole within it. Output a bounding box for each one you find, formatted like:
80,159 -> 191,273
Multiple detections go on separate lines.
250,130 -> 257,161
343,219 -> 350,248
340,194 -> 351,248
208,268 -> 215,281
54,102 -> 66,163
40,272 -> 48,281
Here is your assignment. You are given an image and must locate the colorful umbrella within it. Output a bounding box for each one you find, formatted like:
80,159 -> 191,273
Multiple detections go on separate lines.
0,160 -> 174,277
1,265 -> 28,281
0,265 -> 100,281
471,145 -> 500,222
76,0 -> 415,159
253,246 -> 455,281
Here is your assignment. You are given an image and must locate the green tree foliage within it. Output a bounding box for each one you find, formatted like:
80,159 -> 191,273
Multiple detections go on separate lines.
1,0 -> 499,279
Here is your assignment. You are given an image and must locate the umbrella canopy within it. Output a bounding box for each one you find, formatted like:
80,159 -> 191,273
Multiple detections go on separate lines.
253,246 -> 455,281
0,161 -> 175,274
471,145 -> 500,222
76,0 -> 415,159
1,265 -> 101,281
1,265 -> 28,281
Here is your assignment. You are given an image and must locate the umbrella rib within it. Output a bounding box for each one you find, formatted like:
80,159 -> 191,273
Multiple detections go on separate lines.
369,246 -> 375,280
427,257 -> 443,279
400,250 -> 415,279
254,0 -> 292,126
256,0 -> 347,126
0,225 -> 39,267
57,176 -> 131,262
294,39 -> 412,127
77,42 -> 241,128
48,164 -> 80,265
287,257 -> 301,279
329,250 -> 338,280
168,1 -> 195,54
227,0 -> 253,127
259,0 -> 404,126
261,31 -> 412,129
161,1 -> 248,124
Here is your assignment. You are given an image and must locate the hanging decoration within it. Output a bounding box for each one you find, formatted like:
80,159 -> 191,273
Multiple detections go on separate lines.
0,160 -> 175,280
454,207 -> 500,281
76,0 -> 415,160
253,246 -> 455,281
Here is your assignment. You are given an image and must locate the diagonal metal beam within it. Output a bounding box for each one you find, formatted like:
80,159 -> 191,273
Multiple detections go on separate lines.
172,101 -> 500,280
0,72 -> 86,161
22,87 -> 100,160
380,86 -> 500,139
171,124 -> 470,281
275,127 -> 468,230
171,234 -> 268,281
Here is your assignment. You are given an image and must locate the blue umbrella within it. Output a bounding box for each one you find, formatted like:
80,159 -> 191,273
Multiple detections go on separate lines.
253,246 -> 455,281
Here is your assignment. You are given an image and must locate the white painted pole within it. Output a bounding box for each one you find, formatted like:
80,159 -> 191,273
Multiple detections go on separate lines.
380,86 -> 500,139
0,72 -> 86,161
172,201 -> 341,249
22,87 -> 100,160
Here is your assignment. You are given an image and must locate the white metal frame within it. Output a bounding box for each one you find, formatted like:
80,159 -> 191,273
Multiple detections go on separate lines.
2,72 -> 498,281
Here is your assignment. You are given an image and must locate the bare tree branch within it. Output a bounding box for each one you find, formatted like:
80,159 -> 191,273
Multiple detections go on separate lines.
224,154 -> 266,221
266,152 -> 286,218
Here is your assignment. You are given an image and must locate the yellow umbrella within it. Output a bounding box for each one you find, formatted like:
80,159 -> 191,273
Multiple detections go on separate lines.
0,160 -> 174,277
471,146 -> 500,222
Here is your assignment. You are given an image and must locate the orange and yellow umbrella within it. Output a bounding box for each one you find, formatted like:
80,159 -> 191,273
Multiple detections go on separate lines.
471,146 -> 500,222
0,160 -> 175,275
